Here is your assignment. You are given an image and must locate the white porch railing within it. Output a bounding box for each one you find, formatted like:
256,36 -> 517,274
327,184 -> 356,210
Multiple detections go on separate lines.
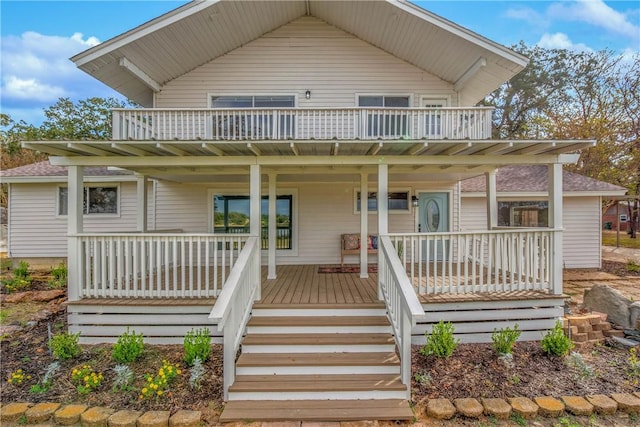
209,236 -> 261,400
76,233 -> 249,299
112,107 -> 493,141
388,229 -> 559,296
378,235 -> 425,394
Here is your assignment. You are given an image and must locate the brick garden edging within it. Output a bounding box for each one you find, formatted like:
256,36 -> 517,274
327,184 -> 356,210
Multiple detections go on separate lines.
2,392 -> 640,425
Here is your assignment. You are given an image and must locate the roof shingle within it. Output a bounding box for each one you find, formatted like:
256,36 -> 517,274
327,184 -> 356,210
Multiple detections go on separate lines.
1,161 -> 131,178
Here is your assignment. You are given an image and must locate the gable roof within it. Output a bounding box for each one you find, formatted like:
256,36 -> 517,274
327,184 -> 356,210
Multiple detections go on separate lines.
1,161 -> 133,183
71,0 -> 528,107
460,165 -> 627,195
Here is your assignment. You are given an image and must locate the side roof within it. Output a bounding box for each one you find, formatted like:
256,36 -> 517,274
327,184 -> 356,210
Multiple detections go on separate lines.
461,165 -> 627,196
71,0 -> 527,107
1,161 -> 133,183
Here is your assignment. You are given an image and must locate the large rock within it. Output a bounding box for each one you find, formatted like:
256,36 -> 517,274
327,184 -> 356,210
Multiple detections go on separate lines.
630,302 -> 640,330
583,284 -> 632,328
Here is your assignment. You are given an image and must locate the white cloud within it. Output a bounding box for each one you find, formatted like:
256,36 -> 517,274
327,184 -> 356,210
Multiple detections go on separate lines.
505,6 -> 549,30
2,76 -> 66,102
0,31 -> 113,124
537,32 -> 594,52
548,0 -> 640,42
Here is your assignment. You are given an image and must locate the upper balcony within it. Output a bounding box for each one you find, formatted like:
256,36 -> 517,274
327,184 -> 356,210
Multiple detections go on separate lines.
112,107 -> 494,141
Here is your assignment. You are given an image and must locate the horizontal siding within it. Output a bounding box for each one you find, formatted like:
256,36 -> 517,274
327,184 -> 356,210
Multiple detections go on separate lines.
156,17 -> 456,109
460,196 -> 602,269
8,182 -> 139,258
154,180 -> 457,265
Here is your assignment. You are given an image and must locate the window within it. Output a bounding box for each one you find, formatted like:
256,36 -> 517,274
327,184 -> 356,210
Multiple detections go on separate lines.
211,95 -> 295,139
355,191 -> 410,212
213,194 -> 293,250
58,186 -> 118,215
359,96 -> 409,138
620,214 -> 628,222
498,201 -> 548,227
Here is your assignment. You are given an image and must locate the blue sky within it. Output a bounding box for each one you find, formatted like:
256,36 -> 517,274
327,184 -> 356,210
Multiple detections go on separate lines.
1,0 -> 638,126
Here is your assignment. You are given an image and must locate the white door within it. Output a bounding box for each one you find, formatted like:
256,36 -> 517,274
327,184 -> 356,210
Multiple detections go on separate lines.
422,98 -> 447,139
419,192 -> 449,260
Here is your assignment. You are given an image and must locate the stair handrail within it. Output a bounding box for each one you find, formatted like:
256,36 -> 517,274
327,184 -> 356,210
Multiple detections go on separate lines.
209,236 -> 261,399
378,235 -> 425,392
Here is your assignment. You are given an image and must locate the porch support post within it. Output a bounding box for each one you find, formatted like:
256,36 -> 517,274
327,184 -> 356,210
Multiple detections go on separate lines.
267,173 -> 277,280
249,165 -> 261,236
67,166 -> 84,302
136,174 -> 148,232
360,172 -> 369,279
378,164 -> 388,299
485,170 -> 498,230
250,164 -> 261,301
549,163 -> 563,295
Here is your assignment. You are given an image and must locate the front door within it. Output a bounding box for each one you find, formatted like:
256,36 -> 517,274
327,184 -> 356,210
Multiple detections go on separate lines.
418,192 -> 449,260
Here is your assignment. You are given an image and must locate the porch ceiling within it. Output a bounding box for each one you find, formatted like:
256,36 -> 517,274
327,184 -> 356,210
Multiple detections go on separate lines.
71,0 -> 527,106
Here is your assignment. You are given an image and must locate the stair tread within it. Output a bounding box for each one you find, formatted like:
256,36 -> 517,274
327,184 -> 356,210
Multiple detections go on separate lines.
236,352 -> 400,367
253,303 -> 385,309
220,399 -> 414,422
248,316 -> 390,326
242,333 -> 395,345
230,374 -> 406,392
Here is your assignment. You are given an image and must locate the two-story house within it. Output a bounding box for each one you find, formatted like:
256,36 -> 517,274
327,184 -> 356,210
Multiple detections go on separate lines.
12,0 -> 602,421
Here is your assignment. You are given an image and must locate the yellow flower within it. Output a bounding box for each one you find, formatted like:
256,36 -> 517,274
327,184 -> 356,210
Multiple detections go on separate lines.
7,379 -> 12,384
157,390 -> 163,396
176,369 -> 182,375
142,387 -> 148,394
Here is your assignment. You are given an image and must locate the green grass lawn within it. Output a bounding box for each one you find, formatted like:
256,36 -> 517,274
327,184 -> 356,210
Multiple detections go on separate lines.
602,230 -> 640,249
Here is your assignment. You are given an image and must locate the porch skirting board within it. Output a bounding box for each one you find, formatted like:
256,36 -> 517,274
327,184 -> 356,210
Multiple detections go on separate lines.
67,300 -> 221,344
413,295 -> 566,344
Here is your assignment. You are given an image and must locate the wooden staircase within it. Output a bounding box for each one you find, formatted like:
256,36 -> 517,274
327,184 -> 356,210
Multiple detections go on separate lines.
219,303 -> 414,422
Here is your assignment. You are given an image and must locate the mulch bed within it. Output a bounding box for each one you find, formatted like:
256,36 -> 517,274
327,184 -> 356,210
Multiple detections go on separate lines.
411,341 -> 639,404
602,260 -> 640,277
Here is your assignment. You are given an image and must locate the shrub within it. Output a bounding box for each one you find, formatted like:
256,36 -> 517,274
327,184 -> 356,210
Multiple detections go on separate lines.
189,357 -> 205,390
50,331 -> 81,360
112,364 -> 134,391
6,369 -> 31,385
112,328 -> 145,364
140,359 -> 181,399
14,261 -> 30,279
541,320 -> 573,356
184,328 -> 212,366
29,362 -> 60,394
48,263 -> 67,289
492,324 -> 521,355
628,348 -> 640,383
2,260 -> 32,293
420,321 -> 459,358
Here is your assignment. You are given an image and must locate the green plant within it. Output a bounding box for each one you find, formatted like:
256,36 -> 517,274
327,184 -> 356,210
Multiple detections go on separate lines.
140,359 -> 182,399
413,371 -> 431,385
541,320 -> 573,357
71,364 -> 104,394
628,348 -> 640,382
184,328 -> 212,366
510,412 -> 526,426
14,261 -> 30,278
2,261 -> 33,293
17,415 -> 27,425
420,321 -> 459,358
112,364 -> 134,392
491,324 -> 521,355
567,352 -> 595,379
50,331 -> 81,360
627,259 -> 640,273
112,327 -> 144,363
29,361 -> 60,394
189,357 -> 205,390
0,309 -> 8,324
48,263 -> 67,289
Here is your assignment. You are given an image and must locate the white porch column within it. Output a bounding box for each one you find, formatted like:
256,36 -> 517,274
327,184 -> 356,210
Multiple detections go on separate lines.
67,166 -> 84,301
249,165 -> 261,236
360,172 -> 369,279
485,170 -> 498,230
549,163 -> 563,294
377,164 -> 388,299
136,175 -> 148,232
267,173 -> 277,280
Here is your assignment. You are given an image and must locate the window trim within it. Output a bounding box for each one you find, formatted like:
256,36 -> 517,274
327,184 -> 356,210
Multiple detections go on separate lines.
207,188 -> 298,255
56,184 -> 121,218
354,93 -> 413,108
353,188 -> 412,215
420,95 -> 451,108
209,93 -> 298,108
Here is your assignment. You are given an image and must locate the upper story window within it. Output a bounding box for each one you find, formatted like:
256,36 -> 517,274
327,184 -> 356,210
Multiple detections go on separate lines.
211,96 -> 295,108
358,96 -> 410,138
498,201 -> 548,227
58,186 -> 118,216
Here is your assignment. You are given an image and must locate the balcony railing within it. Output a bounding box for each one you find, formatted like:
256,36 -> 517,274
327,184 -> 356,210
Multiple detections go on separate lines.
112,107 -> 493,141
